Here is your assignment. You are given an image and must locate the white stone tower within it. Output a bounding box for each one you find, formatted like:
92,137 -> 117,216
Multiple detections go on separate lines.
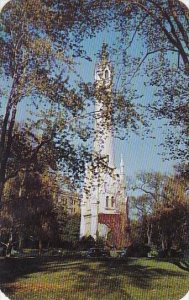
80,44 -> 129,248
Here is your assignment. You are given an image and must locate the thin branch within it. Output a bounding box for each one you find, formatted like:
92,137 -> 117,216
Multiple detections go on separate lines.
131,1 -> 189,68
131,2 -> 180,48
133,184 -> 170,203
133,185 -> 158,200
125,14 -> 148,51
127,47 -> 179,85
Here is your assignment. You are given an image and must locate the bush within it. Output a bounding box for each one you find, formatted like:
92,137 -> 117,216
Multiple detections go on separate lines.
126,243 -> 151,258
95,237 -> 105,248
147,245 -> 158,258
78,236 -> 96,250
157,248 -> 183,259
157,249 -> 169,258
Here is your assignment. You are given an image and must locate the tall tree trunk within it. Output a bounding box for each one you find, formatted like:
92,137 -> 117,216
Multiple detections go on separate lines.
38,239 -> 43,256
0,182 -> 4,209
19,233 -> 24,250
0,79 -> 19,207
147,222 -> 152,246
6,230 -> 13,257
161,235 -> 167,251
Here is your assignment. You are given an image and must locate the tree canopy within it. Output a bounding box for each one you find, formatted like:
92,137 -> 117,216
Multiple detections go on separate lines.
113,0 -> 189,161
0,0 -> 112,206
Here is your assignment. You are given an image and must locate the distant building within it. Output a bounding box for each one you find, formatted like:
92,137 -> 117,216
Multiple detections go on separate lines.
57,190 -> 80,215
80,44 -> 130,249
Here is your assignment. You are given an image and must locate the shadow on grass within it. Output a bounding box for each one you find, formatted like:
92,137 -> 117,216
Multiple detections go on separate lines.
172,259 -> 189,272
0,256 -> 82,296
0,256 -> 187,299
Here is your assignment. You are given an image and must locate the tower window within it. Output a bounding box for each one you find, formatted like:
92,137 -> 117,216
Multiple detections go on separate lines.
111,196 -> 115,207
106,196 -> 109,208
105,69 -> 109,79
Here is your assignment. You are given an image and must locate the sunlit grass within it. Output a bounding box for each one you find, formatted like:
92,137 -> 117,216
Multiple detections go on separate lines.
1,257 -> 189,300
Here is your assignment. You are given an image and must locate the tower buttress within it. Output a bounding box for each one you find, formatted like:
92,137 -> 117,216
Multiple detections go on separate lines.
120,154 -> 125,186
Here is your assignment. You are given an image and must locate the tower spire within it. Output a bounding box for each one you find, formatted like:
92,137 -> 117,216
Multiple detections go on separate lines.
94,44 -> 114,168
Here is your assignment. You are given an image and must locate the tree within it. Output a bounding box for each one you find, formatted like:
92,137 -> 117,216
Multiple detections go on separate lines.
25,171 -> 58,254
131,172 -> 165,246
0,0 -> 113,207
0,121 -> 86,251
57,212 -> 80,249
2,159 -> 51,248
132,170 -> 189,253
122,0 -> 189,70
89,1 -> 189,161
155,175 -> 189,252
1,162 -> 60,253
174,162 -> 189,190
111,0 -> 189,161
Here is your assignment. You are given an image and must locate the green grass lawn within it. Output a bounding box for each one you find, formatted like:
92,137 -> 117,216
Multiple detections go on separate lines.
0,256 -> 189,300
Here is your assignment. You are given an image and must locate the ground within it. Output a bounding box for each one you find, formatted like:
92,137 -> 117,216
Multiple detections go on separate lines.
0,256 -> 189,300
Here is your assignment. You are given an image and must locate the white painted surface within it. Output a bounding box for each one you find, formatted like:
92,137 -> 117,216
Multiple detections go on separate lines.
180,291 -> 189,300
0,0 -> 11,12
80,47 -> 127,240
179,0 -> 189,8
0,290 -> 10,300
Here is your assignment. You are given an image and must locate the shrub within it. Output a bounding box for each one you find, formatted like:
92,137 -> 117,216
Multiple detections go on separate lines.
78,235 -> 96,250
126,243 -> 151,258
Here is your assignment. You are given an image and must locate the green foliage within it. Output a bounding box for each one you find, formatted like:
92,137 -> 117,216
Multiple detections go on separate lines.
148,246 -> 158,258
58,213 -> 80,248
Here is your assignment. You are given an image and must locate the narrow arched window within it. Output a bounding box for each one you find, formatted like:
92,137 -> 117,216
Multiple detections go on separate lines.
111,196 -> 115,207
106,196 -> 109,208
105,69 -> 109,79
